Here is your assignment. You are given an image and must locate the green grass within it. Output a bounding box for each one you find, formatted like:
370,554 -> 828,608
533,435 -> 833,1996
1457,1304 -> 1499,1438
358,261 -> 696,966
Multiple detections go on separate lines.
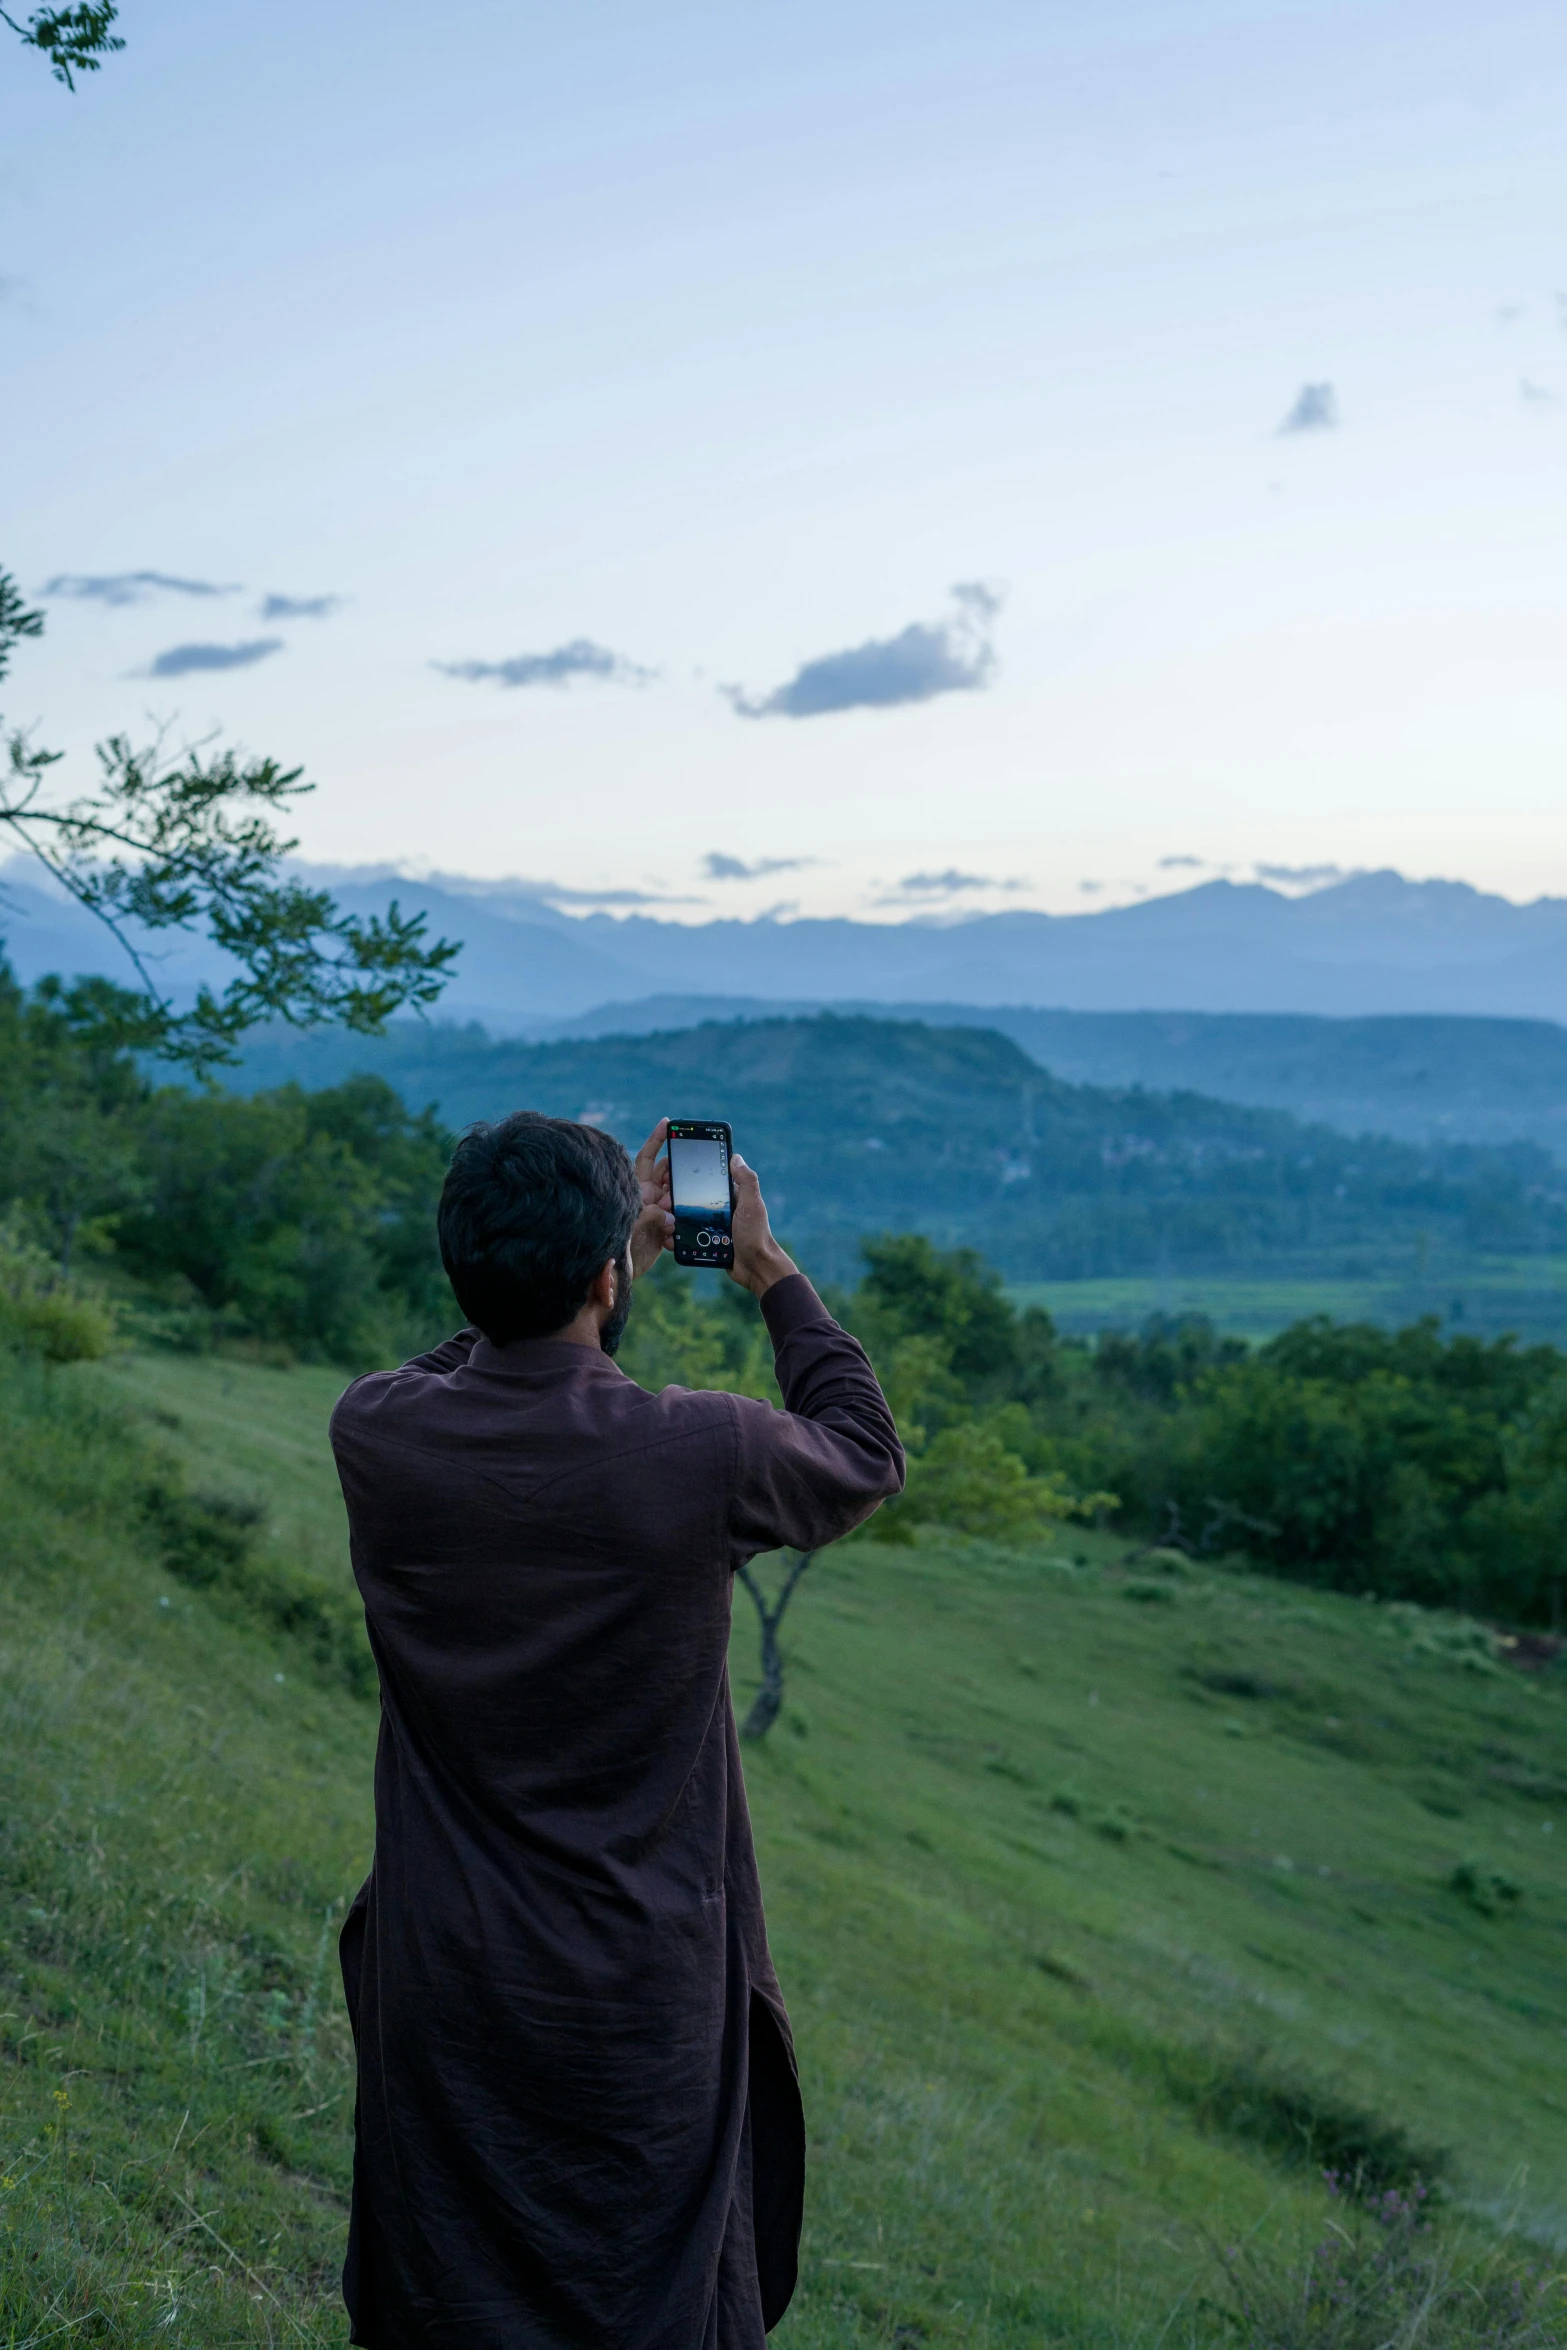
1008,1262 -> 1567,1344
3,1348 -> 1567,2344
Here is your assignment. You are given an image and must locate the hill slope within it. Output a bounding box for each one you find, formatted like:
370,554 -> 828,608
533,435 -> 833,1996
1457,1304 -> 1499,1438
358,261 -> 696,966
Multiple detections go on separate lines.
2,1345 -> 1565,2344
239,997 -> 1567,1161
231,1012 -> 1567,1293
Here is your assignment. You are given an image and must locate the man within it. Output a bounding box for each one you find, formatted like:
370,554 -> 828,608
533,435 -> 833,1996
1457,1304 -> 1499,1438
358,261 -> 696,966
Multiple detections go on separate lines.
330,1110 -> 904,2349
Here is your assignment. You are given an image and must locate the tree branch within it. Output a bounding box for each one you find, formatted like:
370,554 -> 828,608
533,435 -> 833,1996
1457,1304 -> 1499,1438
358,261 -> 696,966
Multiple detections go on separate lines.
3,2 -> 123,88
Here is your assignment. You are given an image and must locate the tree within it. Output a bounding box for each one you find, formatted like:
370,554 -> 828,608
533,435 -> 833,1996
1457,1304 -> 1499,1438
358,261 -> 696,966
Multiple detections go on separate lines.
3,2 -> 121,88
735,1550 -> 816,1740
1,573 -> 459,1075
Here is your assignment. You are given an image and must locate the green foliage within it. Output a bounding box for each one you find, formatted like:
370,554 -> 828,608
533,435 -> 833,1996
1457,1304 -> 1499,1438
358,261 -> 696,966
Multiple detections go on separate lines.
1095,1311 -> 1249,1404
226,1009 -> 1567,1290
0,1218 -> 114,1361
1448,1859 -> 1524,1918
2,1 -> 121,86
113,1074 -> 455,1363
1211,2186 -> 1565,2350
875,1421 -> 1086,1544
1134,1320 -> 1567,1621
1,572 -> 459,1073
0,960 -> 458,1365
616,1254 -> 777,1399
142,1475 -> 374,1696
857,1232 -> 1023,1392
1157,2043 -> 1445,2192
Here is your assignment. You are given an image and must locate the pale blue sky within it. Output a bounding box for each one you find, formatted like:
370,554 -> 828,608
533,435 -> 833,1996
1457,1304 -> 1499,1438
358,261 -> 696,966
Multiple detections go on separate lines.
6,0 -> 1566,919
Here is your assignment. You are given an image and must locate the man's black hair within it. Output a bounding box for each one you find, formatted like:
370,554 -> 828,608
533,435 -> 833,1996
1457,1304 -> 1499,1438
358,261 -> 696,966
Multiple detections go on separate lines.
438,1111 -> 641,1346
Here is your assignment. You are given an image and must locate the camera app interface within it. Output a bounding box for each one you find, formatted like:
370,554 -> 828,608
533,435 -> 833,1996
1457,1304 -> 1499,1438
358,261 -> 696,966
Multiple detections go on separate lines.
670,1135 -> 730,1222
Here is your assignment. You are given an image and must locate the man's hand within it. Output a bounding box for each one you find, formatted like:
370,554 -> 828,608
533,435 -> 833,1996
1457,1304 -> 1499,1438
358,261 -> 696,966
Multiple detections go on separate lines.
728,1154 -> 798,1298
630,1118 -> 674,1277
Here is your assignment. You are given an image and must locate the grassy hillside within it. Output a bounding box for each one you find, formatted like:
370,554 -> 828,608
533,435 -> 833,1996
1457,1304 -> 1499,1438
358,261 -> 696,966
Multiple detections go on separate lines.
3,1346 -> 1566,2344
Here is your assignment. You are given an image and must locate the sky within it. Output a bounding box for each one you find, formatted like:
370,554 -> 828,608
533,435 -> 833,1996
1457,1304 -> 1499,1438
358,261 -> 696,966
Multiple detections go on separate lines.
5,0 -> 1567,924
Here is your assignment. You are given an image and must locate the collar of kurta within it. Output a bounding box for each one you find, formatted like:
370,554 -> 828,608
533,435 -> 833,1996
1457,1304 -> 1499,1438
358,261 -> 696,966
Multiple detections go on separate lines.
467,1335 -> 629,1380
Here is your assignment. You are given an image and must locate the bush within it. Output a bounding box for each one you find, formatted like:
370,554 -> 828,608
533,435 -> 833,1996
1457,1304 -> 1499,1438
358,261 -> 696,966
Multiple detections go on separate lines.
0,1223 -> 114,1363
1210,2179 -> 1566,2349
1157,2042 -> 1446,2196
140,1475 -> 375,1697
870,1422 -> 1091,1545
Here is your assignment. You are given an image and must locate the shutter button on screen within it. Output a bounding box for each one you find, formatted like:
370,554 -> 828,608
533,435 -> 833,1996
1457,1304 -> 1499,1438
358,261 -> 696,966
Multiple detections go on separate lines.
697,1229 -> 714,1248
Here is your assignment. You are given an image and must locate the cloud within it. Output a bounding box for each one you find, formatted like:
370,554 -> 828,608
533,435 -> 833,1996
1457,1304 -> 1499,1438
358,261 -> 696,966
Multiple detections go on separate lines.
1157,853 -> 1239,877
1519,378 -> 1559,406
701,852 -> 817,881
1079,880 -> 1104,895
538,883 -> 701,905
898,869 -> 1005,894
1277,382 -> 1339,435
142,638 -> 284,678
258,591 -> 344,620
1254,861 -> 1348,888
45,571 -> 239,607
432,639 -> 653,689
727,582 -> 1003,720
872,867 -> 1029,905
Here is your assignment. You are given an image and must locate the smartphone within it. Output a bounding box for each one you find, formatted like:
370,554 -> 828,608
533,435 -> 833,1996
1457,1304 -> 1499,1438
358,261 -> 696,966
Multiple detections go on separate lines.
666,1119 -> 735,1269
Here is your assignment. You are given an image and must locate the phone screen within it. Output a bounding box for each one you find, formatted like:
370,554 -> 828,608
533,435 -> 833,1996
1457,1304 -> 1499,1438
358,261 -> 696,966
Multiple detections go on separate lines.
668,1127 -> 733,1264
669,1135 -> 730,1216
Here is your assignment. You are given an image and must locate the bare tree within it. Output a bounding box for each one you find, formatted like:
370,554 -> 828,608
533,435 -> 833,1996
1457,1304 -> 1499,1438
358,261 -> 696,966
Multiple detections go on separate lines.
734,1550 -> 816,1740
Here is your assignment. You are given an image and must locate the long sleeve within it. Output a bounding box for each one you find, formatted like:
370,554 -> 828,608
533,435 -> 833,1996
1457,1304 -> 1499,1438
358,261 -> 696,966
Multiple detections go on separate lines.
726,1274 -> 904,1556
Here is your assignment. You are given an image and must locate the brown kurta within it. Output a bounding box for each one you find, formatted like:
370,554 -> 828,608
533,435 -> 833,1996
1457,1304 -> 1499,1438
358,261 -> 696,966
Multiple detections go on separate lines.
329,1273 -> 903,2350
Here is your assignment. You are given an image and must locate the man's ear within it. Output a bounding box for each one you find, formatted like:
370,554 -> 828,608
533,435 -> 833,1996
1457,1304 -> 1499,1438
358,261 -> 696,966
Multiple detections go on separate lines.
588,1257 -> 619,1312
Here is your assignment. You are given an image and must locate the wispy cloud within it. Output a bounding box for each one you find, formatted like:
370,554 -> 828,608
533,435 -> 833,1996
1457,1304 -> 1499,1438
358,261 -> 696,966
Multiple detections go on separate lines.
1254,861 -> 1349,888
1519,378 -> 1559,407
258,591 -> 344,620
45,570 -> 240,607
540,883 -> 700,905
872,866 -> 1029,906
394,868 -> 701,909
141,638 -> 284,678
1277,382 -> 1339,435
701,852 -> 817,881
432,639 -> 653,690
727,581 -> 1003,720
1157,853 -> 1239,877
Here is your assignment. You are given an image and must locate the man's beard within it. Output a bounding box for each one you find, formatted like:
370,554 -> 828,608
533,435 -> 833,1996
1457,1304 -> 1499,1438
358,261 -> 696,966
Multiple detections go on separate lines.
599,1258 -> 634,1356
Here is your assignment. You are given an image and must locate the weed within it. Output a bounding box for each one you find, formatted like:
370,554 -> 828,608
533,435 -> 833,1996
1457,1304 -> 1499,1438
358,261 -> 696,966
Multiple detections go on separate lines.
1448,1861 -> 1524,1918
1208,2177 -> 1566,2348
1158,2047 -> 1448,2195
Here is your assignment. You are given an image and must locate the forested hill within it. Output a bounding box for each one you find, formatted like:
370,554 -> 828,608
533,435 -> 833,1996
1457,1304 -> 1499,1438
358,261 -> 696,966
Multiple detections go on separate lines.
233,1011 -> 1564,1285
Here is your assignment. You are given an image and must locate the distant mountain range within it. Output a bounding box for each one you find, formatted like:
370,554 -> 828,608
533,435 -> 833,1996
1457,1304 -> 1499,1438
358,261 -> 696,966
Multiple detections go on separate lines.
11,860 -> 1567,1029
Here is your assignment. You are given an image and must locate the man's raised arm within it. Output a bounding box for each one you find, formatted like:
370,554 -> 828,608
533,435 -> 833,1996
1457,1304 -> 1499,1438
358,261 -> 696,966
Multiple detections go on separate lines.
723,1155 -> 904,1557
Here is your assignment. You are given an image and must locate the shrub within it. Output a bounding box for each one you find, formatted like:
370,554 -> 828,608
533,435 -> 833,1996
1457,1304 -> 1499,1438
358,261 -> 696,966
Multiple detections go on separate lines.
1448,1860 -> 1523,1918
1210,2178 -> 1565,2349
0,1222 -> 114,1363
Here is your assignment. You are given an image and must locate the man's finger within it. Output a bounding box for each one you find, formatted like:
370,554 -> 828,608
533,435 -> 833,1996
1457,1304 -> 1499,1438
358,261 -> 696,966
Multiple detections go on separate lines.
633,1118 -> 669,1180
